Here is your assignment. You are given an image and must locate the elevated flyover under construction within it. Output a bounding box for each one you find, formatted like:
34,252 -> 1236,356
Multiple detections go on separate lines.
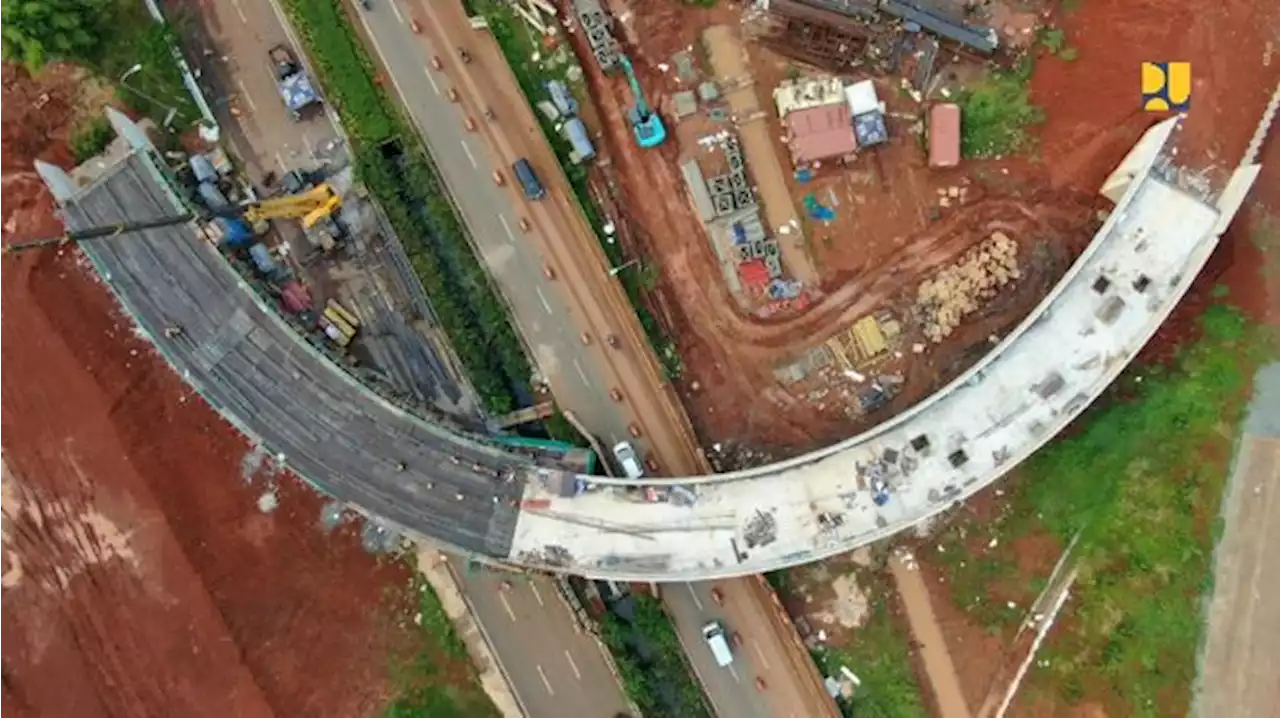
39,110 -> 1263,581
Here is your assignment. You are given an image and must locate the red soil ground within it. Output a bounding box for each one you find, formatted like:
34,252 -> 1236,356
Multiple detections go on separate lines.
574,0 -> 1104,462
1,64 -> 420,718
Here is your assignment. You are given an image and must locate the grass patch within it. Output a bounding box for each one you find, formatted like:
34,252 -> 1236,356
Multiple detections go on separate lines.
93,2 -> 201,129
382,570 -> 499,718
284,0 -> 533,414
941,305 -> 1267,714
599,594 -> 712,718
474,1 -> 684,380
1037,27 -> 1078,62
70,115 -> 116,163
957,60 -> 1044,158
809,572 -> 928,718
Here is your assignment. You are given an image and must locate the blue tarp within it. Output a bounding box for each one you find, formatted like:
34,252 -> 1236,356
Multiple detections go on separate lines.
280,72 -> 320,112
854,111 -> 888,147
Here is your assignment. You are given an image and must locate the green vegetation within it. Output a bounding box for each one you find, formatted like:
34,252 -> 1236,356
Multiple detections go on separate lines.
70,115 -> 116,163
2,0 -> 199,130
1,0 -> 111,71
940,305 -> 1269,714
809,573 -> 928,718
599,594 -> 712,718
383,571 -> 499,718
1037,27 -> 1078,62
957,60 -> 1044,158
285,0 -> 533,413
97,4 -> 201,128
474,1 -> 684,380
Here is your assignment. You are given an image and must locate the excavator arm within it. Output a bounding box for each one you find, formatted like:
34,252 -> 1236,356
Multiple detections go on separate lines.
242,183 -> 341,229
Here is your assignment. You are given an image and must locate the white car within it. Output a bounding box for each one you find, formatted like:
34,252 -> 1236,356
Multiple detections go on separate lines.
611,441 -> 645,479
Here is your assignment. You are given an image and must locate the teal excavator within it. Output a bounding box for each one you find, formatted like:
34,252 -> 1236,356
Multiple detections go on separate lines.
618,55 -> 666,150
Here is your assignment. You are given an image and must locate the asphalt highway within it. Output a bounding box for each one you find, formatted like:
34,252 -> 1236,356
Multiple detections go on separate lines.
457,569 -> 632,717
353,0 -> 706,472
352,3 -> 837,716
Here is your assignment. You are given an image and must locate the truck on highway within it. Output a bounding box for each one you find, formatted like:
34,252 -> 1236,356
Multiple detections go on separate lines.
512,158 -> 547,201
269,44 -> 321,121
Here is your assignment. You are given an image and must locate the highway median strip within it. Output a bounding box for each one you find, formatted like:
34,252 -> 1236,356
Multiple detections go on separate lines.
599,593 -> 714,718
283,0 -> 533,414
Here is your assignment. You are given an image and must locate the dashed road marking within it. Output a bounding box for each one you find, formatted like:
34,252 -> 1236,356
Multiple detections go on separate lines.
229,0 -> 248,24
572,359 -> 592,388
499,591 -> 517,622
499,215 -> 517,243
728,665 -> 740,683
688,583 -> 703,611
235,78 -> 257,113
535,286 -> 553,314
564,650 -> 581,680
529,581 -> 544,606
536,664 -> 555,695
388,0 -> 405,24
423,67 -> 440,95
460,139 -> 478,168
753,643 -> 771,670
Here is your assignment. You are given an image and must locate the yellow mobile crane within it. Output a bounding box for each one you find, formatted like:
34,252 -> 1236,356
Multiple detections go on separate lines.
3,183 -> 344,254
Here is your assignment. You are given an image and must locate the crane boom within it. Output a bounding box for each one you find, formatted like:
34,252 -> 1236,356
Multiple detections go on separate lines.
2,183 -> 342,255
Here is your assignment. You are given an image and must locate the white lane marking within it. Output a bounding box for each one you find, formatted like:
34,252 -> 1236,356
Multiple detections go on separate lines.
460,139 -> 478,168
728,665 -> 741,683
688,583 -> 703,611
499,215 -> 517,243
536,664 -> 555,695
389,0 -> 405,24
302,130 -> 318,162
753,643 -> 771,670
229,0 -> 248,24
535,286 -> 553,314
572,358 -> 592,388
275,152 -> 288,174
235,78 -> 257,112
499,591 -> 517,622
353,5 -> 415,118
424,67 -> 440,95
564,650 -> 581,680
529,581 -> 545,607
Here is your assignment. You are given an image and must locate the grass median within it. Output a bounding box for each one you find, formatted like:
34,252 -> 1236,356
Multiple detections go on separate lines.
600,593 -> 713,718
283,0 -> 532,414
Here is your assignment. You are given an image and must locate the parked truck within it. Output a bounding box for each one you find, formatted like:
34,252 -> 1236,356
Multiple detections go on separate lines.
269,44 -> 321,121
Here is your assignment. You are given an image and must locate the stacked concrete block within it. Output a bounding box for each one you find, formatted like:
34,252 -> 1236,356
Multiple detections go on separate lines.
714,193 -> 737,216
574,0 -> 619,71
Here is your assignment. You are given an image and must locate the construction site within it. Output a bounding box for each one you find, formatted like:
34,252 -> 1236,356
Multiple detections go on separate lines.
501,0 -> 1105,459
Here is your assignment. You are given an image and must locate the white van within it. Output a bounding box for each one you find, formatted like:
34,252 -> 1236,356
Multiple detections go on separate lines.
701,621 -> 734,667
612,441 -> 645,479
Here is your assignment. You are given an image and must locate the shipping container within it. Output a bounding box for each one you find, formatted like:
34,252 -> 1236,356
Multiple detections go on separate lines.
929,103 -> 961,168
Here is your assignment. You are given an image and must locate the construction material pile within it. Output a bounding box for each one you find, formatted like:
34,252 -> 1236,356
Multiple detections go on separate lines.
916,231 -> 1020,343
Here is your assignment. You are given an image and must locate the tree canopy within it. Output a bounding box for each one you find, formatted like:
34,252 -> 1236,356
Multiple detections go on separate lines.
1,0 -> 111,71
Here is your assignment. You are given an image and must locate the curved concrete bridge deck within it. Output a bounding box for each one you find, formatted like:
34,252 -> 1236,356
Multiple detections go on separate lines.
42,115 -> 1260,581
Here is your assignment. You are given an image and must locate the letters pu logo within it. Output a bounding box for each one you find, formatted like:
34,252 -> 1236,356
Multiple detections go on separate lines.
1142,62 -> 1191,112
